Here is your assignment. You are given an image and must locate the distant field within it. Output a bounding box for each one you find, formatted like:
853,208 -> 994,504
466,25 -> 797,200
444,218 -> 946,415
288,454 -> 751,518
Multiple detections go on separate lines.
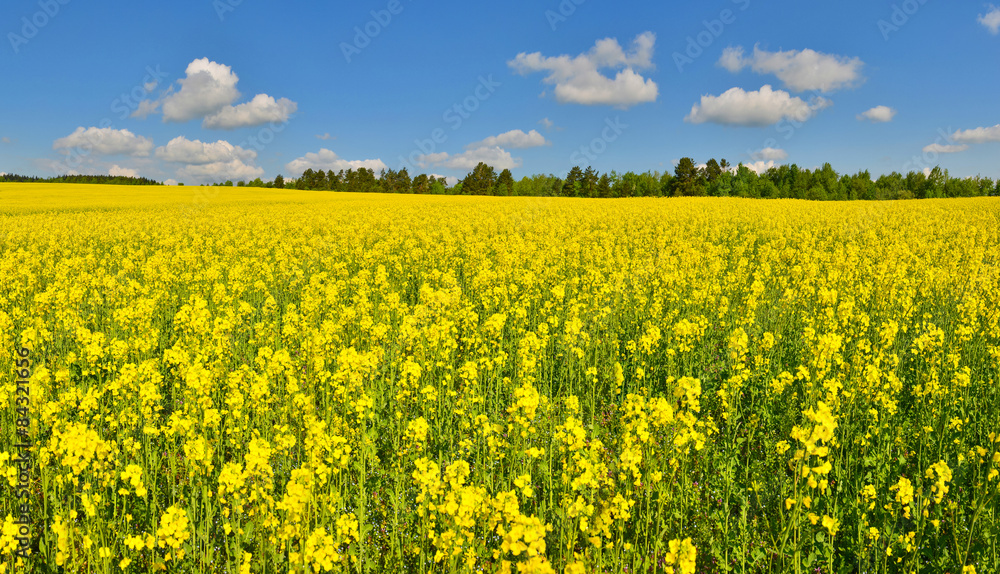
0,183 -> 345,214
2,186 -> 999,573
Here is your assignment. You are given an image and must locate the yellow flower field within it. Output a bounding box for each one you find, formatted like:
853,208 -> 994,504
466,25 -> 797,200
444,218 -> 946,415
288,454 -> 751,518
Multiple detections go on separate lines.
1,183 -> 999,573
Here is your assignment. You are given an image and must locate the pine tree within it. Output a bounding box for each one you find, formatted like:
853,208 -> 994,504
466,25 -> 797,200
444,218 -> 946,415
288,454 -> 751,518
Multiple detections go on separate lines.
460,162 -> 497,195
496,169 -> 514,196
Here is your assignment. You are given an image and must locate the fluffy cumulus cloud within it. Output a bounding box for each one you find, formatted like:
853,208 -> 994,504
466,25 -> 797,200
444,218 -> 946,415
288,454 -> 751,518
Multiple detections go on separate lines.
285,149 -> 388,178
857,105 -> 897,123
718,45 -> 864,93
53,127 -> 154,157
685,85 -> 830,127
750,147 -> 788,161
155,136 -> 257,165
509,32 -> 658,108
161,58 -> 241,123
922,143 -> 969,154
950,124 -> 1000,144
416,146 -> 520,171
177,160 -> 264,184
109,165 -> 140,178
980,5 -> 1000,34
466,129 -> 549,150
203,94 -> 298,130
154,136 -> 261,184
154,58 -> 297,129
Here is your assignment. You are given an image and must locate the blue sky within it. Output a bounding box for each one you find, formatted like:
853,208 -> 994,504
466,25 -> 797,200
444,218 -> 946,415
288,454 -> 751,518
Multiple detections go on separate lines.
1,0 -> 999,185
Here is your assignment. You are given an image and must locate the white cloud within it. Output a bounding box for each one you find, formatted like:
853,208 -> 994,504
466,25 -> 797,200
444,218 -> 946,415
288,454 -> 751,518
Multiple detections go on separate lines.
467,129 -> 549,150
750,147 -> 788,161
285,149 -> 388,178
718,45 -> 863,93
923,143 -> 969,154
177,160 -> 264,184
53,127 -> 154,157
416,146 -> 521,171
1,137 -> 11,144
203,94 -> 298,130
980,5 -> 1000,34
141,58 -> 297,129
109,165 -> 140,178
857,105 -> 897,123
153,136 -> 262,184
316,133 -> 334,140
419,152 -> 450,164
718,46 -> 746,73
745,160 -> 778,174
131,99 -> 161,119
538,118 -> 556,130
155,136 -> 257,165
164,179 -> 179,186
685,85 -> 830,127
161,58 -> 241,123
509,32 -> 658,108
950,124 -> 1000,143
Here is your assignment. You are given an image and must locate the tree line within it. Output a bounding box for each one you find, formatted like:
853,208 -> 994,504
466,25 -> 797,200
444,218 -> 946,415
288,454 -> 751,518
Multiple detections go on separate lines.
5,161 -> 999,200
268,160 -> 1000,201
0,173 -> 163,186
211,169 -> 451,195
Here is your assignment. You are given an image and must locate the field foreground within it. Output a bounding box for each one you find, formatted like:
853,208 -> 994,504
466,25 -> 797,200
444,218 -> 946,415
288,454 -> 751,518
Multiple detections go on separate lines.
2,184 -> 1000,573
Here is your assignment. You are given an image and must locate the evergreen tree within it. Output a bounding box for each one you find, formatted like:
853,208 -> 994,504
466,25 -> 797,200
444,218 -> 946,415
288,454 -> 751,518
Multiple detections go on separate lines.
562,166 -> 584,197
496,169 -> 514,196
582,167 -> 599,198
704,159 -> 722,184
412,173 -> 430,194
673,158 -> 705,196
596,174 -> 612,198
460,162 -> 497,195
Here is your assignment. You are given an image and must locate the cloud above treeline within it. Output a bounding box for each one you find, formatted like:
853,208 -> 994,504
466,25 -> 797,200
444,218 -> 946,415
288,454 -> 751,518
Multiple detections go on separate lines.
510,32 -> 659,108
